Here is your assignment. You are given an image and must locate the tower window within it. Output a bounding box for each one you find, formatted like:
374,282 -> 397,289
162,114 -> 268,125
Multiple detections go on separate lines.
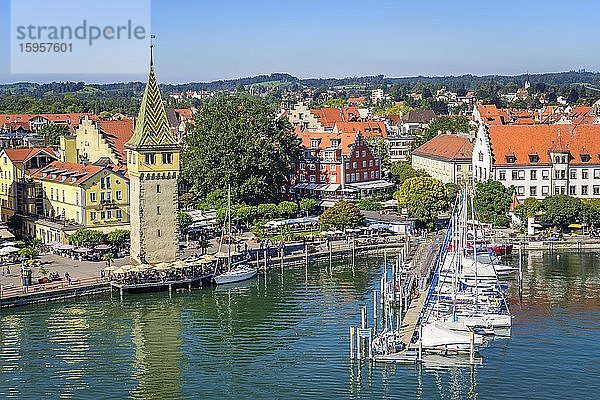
145,153 -> 156,165
162,153 -> 173,164
157,229 -> 161,237
157,206 -> 160,215
156,184 -> 161,193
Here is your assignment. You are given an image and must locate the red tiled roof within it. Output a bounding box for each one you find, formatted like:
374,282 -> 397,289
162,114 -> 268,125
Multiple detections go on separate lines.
174,108 -> 193,119
412,134 -> 473,161
2,147 -> 56,163
98,119 -> 135,164
489,124 -> 600,166
334,121 -> 387,138
0,113 -> 97,125
296,130 -> 365,156
476,105 -> 509,125
310,107 -> 362,127
31,161 -> 104,186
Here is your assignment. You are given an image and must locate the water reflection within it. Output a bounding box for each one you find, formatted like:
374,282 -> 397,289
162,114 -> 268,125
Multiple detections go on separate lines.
0,252 -> 598,399
129,300 -> 183,400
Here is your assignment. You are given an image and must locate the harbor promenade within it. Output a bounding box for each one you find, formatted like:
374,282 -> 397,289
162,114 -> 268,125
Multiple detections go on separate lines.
0,235 -> 410,309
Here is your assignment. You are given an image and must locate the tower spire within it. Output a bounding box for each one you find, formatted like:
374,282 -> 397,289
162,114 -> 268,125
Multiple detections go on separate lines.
150,34 -> 155,66
125,40 -> 178,150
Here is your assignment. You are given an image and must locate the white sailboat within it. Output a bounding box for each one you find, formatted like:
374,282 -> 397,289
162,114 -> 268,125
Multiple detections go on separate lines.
213,184 -> 257,285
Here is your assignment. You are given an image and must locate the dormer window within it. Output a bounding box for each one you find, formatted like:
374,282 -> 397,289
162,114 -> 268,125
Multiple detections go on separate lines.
581,153 -> 591,162
505,155 -> 516,163
311,139 -> 321,148
529,154 -> 539,163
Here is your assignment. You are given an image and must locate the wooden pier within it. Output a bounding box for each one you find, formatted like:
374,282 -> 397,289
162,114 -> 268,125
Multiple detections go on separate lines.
370,238 -> 442,363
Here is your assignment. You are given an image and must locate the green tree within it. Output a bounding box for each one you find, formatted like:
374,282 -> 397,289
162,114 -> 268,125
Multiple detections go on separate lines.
235,204 -> 258,226
473,180 -> 512,226
106,229 -> 130,249
542,195 -> 583,227
38,123 -> 70,146
198,189 -> 228,210
514,198 -> 542,223
319,200 -> 365,230
299,198 -> 317,216
178,211 -> 193,231
394,177 -> 448,227
69,229 -> 104,247
181,94 -> 300,205
179,192 -> 197,209
277,201 -> 299,218
445,183 -> 461,205
279,224 -> 295,242
388,161 -> 429,185
355,196 -> 382,211
417,115 -> 471,146
18,246 -> 37,260
581,199 -> 600,227
257,203 -> 278,220
321,98 -> 347,108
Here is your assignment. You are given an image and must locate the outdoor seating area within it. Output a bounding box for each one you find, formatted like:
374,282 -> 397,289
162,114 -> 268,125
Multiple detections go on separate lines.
45,241 -> 115,261
105,256 -> 217,286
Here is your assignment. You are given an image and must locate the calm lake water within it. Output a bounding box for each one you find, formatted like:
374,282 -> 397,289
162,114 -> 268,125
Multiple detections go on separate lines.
1,250 -> 599,399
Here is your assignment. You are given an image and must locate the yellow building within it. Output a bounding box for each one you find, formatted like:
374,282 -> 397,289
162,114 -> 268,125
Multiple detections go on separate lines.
70,116 -> 134,165
30,160 -> 130,243
0,147 -> 57,222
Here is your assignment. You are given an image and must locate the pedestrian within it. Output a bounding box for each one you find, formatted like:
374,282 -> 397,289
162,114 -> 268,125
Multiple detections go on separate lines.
6,265 -> 10,276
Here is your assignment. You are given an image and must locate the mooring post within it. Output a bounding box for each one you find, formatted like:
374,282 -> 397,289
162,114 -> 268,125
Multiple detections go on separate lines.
328,240 -> 333,271
280,248 -> 284,272
418,325 -> 423,362
256,249 -> 260,270
380,277 -> 385,307
361,306 -> 367,329
304,243 -> 308,267
373,290 -> 378,334
264,248 -> 268,271
469,331 -> 475,364
120,287 -> 123,302
356,328 -> 362,359
169,284 -> 172,299
368,329 -> 373,361
349,327 -> 355,360
189,282 -> 192,293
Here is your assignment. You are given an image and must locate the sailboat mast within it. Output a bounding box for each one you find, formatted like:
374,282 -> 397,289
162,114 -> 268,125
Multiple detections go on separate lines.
228,183 -> 232,271
470,187 -> 478,312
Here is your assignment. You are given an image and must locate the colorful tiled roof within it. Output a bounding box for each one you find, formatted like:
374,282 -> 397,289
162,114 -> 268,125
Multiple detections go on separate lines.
125,59 -> 178,149
412,134 -> 473,161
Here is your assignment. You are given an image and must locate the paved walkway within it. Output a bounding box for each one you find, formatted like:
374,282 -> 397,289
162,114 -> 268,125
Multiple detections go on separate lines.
1,234 -> 408,293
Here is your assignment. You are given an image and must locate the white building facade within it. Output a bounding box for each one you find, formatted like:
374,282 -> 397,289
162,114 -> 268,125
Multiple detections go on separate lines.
473,124 -> 600,199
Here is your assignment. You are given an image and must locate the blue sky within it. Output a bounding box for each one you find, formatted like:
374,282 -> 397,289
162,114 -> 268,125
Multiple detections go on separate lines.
0,0 -> 598,84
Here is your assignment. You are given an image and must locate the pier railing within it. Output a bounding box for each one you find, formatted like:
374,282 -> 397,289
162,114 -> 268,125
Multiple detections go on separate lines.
0,276 -> 107,300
